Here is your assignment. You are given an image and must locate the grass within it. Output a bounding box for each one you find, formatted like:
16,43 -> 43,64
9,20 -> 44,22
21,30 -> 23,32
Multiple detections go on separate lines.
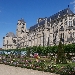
55,62 -> 75,69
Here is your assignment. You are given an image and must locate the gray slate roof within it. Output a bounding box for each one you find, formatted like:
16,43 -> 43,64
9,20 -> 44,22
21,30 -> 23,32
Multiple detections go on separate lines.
30,24 -> 38,30
47,8 -> 74,22
29,7 -> 74,31
6,32 -> 16,37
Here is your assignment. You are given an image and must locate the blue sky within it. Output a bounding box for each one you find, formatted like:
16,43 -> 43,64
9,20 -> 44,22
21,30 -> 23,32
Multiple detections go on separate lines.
0,0 -> 74,48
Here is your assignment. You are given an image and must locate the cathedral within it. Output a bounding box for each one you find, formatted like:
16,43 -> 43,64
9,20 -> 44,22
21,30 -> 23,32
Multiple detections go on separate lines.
3,7 -> 75,50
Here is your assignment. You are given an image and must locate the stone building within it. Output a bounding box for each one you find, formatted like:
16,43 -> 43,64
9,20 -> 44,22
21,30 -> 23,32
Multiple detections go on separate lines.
3,7 -> 75,49
3,32 -> 17,49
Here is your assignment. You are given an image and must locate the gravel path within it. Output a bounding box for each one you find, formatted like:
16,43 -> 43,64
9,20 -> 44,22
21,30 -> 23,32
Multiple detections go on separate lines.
0,64 -> 59,75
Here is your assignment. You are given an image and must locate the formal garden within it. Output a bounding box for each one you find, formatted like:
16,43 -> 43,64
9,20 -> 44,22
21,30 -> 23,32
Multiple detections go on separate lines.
0,41 -> 75,75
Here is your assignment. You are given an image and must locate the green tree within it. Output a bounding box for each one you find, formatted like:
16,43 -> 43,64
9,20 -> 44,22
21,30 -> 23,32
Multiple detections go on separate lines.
56,41 -> 67,64
31,46 -> 37,55
37,46 -> 43,56
42,46 -> 47,56
26,47 -> 31,57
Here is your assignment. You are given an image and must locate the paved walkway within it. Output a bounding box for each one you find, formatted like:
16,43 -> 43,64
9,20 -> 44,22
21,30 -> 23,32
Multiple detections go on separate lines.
0,64 -> 59,75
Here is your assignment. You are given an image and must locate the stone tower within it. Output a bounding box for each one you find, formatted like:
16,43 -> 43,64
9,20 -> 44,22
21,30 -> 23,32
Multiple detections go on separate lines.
16,18 -> 27,48
16,18 -> 26,38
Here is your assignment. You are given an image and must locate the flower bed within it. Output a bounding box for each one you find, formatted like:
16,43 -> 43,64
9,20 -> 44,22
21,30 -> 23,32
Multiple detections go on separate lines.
0,56 -> 75,75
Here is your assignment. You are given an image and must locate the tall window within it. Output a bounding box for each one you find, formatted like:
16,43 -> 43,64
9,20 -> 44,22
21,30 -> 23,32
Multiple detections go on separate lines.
7,40 -> 8,44
73,32 -> 75,37
73,18 -> 75,26
61,33 -> 62,39
69,21 -> 72,26
47,37 -> 49,46
63,33 -> 64,38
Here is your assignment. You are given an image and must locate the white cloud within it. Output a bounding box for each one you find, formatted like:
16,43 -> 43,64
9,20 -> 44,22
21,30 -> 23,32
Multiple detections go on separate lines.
0,22 -> 11,24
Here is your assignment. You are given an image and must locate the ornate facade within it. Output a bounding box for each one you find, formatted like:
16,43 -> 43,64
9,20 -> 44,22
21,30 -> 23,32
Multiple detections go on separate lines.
3,7 -> 75,49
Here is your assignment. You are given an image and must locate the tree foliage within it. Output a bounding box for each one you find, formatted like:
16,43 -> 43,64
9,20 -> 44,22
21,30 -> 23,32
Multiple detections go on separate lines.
56,41 -> 67,64
2,43 -> 75,57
